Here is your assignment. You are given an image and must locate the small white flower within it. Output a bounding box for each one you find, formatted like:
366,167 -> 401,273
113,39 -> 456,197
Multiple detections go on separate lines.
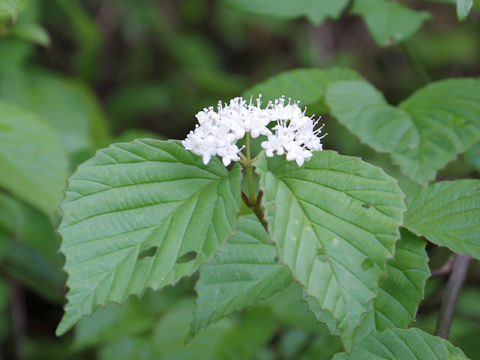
182,95 -> 325,166
261,96 -> 325,165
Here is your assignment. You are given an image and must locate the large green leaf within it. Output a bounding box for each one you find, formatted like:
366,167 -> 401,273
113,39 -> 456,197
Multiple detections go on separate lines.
325,80 -> 418,154
190,214 -> 291,338
398,79 -> 480,184
0,101 -> 68,218
326,78 -> 480,185
351,0 -> 430,47
334,328 -> 467,359
255,151 -> 405,350
56,140 -> 242,335
348,229 -> 430,345
243,67 -> 362,105
225,0 -> 349,25
457,0 -> 473,20
405,180 -> 480,259
0,0 -> 19,22
373,229 -> 429,330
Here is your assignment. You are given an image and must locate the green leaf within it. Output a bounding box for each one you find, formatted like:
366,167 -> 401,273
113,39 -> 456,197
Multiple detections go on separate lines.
255,151 -> 405,350
325,80 -> 418,154
464,142 -> 480,173
0,68 -> 110,157
225,0 -> 349,25
152,299 -> 234,359
0,101 -> 68,218
0,0 -> 20,22
26,70 -> 110,156
74,296 -> 155,349
0,193 -> 65,302
350,229 -> 430,344
334,328 -> 467,359
98,337 -> 157,360
398,79 -> 480,184
457,0 -> 473,21
351,0 -> 430,47
10,23 -> 51,46
243,67 -> 362,105
213,307 -> 278,360
190,214 -> 291,338
56,140 -> 242,335
405,180 -> 480,259
373,229 -> 430,330
153,300 -> 276,360
5,241 -> 65,302
326,78 -> 480,185
265,283 -> 324,331
75,284 -> 195,350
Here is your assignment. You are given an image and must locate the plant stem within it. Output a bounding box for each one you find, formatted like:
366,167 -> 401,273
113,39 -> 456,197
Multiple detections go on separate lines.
245,133 -> 256,204
431,255 -> 454,277
241,133 -> 268,231
435,253 -> 472,339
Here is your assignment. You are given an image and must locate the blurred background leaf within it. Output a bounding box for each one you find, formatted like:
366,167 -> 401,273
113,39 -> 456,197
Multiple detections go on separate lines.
0,0 -> 20,22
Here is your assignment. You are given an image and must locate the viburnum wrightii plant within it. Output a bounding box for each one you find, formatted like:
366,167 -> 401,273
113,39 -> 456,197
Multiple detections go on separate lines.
0,0 -> 479,358
55,76 -> 479,357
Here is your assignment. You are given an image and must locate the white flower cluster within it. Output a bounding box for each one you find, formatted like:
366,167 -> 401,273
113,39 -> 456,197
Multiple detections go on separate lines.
182,95 -> 325,167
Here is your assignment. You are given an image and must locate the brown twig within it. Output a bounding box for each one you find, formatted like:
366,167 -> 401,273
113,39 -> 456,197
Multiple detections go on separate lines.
431,255 -> 455,277
435,253 -> 472,339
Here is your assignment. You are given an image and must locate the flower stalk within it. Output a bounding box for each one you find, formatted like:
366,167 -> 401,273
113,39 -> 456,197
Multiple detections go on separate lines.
245,132 -> 256,204
182,95 -> 326,232
241,132 -> 268,231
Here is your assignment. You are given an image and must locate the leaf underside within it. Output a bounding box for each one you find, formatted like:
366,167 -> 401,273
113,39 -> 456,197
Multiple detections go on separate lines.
255,151 -> 405,350
57,140 -> 241,335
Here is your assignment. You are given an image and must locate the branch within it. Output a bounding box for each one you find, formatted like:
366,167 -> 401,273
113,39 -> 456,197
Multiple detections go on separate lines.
435,253 -> 472,339
431,255 -> 454,277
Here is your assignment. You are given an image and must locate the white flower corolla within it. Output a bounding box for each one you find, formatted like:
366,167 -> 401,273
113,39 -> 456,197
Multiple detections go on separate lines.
261,97 -> 325,166
182,95 -> 325,167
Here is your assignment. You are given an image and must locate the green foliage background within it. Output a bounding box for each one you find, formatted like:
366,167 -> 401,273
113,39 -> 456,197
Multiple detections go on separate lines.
0,0 -> 479,359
